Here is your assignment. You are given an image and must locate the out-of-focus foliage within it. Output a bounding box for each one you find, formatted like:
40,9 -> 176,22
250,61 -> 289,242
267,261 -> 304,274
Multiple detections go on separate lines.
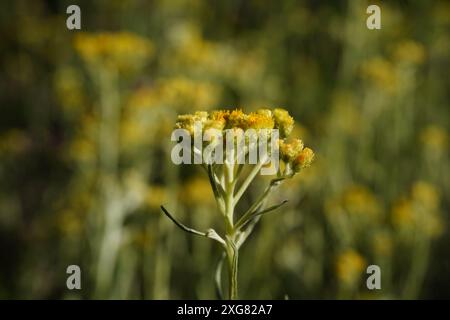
0,0 -> 448,299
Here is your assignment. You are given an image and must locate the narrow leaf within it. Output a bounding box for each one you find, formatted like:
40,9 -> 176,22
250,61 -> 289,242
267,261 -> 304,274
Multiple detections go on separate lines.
238,200 -> 288,230
160,205 -> 206,237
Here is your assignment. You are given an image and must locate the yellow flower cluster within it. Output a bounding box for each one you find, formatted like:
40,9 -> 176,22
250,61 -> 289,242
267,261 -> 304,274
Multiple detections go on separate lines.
279,138 -> 314,172
175,108 -> 295,132
176,109 -> 277,133
174,108 -> 314,173
74,32 -> 153,73
273,108 -> 294,137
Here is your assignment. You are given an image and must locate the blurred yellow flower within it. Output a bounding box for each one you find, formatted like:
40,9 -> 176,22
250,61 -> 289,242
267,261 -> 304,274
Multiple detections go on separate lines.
392,182 -> 444,237
420,125 -> 448,153
391,198 -> 415,226
74,32 -> 153,73
179,176 -> 214,207
326,185 -> 381,219
120,118 -> 153,150
166,22 -> 232,75
372,231 -> 393,257
412,181 -> 440,210
392,40 -> 426,65
335,249 -> 366,285
146,185 -> 168,210
361,57 -> 397,94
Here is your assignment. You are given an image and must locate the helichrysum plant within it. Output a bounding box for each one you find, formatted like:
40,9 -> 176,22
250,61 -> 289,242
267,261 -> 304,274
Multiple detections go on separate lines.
161,108 -> 314,299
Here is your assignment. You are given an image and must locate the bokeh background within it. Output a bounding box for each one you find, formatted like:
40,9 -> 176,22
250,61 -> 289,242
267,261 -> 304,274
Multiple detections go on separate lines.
0,0 -> 449,299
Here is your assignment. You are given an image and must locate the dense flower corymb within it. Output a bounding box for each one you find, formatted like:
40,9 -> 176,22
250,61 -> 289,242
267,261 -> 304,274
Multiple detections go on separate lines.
174,108 -> 314,176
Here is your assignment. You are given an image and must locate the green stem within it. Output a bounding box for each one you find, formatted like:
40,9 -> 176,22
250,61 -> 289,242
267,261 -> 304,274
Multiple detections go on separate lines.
234,155 -> 268,204
223,161 -> 239,299
224,162 -> 236,233
226,238 -> 239,300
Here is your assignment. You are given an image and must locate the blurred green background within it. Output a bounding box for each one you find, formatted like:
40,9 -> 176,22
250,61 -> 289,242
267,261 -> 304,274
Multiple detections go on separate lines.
0,0 -> 449,299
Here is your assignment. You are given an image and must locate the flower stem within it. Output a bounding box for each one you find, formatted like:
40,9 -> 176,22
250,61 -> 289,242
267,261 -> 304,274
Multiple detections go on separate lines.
226,237 -> 239,300
223,161 -> 239,299
234,154 -> 268,205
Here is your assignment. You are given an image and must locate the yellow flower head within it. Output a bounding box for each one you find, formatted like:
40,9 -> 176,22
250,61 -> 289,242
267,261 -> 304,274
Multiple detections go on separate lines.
210,110 -> 230,122
246,111 -> 275,130
256,109 -> 273,118
292,147 -> 315,171
204,119 -> 226,131
227,109 -> 248,129
175,111 -> 209,135
279,138 -> 304,162
273,108 -> 294,137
